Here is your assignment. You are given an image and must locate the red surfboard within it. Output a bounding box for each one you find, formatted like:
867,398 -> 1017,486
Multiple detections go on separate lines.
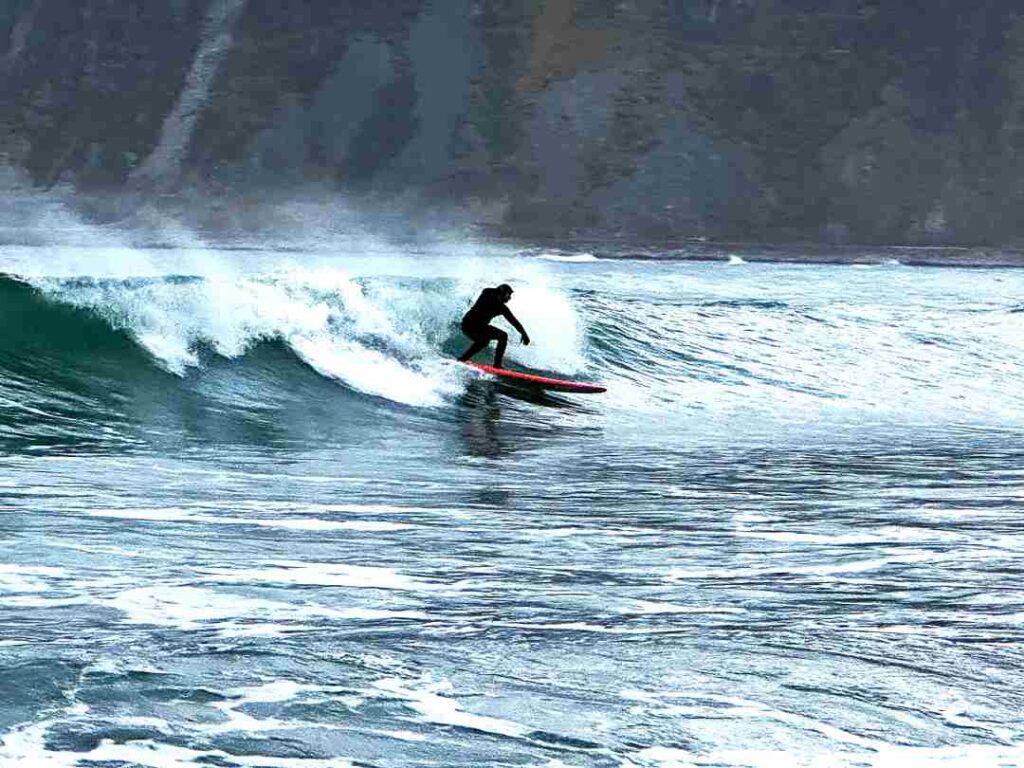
465,362 -> 606,394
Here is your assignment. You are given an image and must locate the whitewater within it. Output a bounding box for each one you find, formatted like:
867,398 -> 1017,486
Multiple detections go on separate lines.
2,233 -> 1024,767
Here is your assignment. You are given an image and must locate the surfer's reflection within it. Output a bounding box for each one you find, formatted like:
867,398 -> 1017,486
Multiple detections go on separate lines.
457,381 -> 512,458
456,380 -> 595,459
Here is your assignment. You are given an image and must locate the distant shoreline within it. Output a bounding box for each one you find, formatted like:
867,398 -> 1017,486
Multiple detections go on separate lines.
2,231 -> 1023,269
522,241 -> 1024,269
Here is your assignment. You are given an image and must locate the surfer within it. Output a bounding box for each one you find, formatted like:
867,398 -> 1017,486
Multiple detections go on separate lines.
458,283 -> 530,368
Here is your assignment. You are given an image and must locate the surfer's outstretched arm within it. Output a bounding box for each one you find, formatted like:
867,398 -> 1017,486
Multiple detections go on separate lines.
502,307 -> 530,345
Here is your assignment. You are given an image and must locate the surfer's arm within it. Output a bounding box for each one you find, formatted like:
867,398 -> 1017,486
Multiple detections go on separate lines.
502,308 -> 530,345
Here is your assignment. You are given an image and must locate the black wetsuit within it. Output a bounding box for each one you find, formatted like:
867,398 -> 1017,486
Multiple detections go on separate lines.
458,288 -> 526,368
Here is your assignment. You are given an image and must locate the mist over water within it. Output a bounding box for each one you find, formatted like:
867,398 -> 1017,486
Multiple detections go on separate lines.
2,213 -> 1024,766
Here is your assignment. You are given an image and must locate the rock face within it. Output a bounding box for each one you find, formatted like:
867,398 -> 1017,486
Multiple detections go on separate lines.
3,0 -> 1024,244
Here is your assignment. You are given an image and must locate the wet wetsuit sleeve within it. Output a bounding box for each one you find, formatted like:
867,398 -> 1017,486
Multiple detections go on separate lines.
501,306 -> 526,335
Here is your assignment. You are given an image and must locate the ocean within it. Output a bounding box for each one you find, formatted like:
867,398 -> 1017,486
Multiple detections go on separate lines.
1,239 -> 1023,767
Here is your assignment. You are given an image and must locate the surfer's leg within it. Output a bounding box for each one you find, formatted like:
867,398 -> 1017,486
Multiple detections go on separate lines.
458,325 -> 490,362
492,328 -> 508,368
459,338 -> 489,361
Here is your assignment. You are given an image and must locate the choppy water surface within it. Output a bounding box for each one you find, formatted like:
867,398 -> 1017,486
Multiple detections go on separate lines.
2,244 -> 1023,767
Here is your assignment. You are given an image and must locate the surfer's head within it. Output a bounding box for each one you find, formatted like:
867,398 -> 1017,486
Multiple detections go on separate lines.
497,283 -> 513,302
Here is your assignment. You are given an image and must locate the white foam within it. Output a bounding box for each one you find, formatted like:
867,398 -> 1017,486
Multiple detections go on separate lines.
224,680 -> 308,704
383,730 -> 428,742
632,743 -> 1024,767
537,252 -> 600,263
0,564 -> 66,577
79,507 -> 414,532
372,677 -> 527,738
291,334 -> 447,407
329,520 -> 413,531
84,658 -> 168,677
23,266 -> 467,406
2,596 -> 87,608
108,584 -> 427,630
203,679 -> 352,737
110,586 -> 280,629
11,237 -> 593,406
202,561 -> 445,591
0,564 -> 66,593
214,622 -> 317,638
623,690 -> 1024,765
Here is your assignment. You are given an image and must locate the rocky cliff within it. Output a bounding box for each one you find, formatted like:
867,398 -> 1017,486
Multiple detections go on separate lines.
3,0 -> 1024,244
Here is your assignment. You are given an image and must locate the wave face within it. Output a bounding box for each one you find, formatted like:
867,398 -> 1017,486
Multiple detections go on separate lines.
3,249 -> 1024,451
0,245 -> 594,449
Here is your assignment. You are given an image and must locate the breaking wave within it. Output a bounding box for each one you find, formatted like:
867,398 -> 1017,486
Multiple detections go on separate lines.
2,245 -> 1024,451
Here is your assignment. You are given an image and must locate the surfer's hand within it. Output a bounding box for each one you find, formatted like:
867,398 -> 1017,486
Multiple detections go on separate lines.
521,333 -> 531,346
